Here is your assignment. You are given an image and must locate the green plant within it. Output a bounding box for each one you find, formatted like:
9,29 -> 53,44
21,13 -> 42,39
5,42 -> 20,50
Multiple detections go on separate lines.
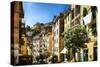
64,25 -> 89,62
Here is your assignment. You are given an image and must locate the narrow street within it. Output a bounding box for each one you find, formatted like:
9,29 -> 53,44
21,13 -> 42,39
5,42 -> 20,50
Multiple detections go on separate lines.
11,1 -> 97,65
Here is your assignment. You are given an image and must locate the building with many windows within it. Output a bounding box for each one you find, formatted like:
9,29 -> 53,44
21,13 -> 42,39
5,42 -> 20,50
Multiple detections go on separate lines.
80,6 -> 97,61
11,1 -> 24,65
32,34 -> 42,63
43,24 -> 52,57
52,13 -> 64,62
63,5 -> 97,62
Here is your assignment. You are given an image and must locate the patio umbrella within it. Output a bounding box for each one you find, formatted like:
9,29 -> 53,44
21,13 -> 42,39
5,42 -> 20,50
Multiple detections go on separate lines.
60,47 -> 68,54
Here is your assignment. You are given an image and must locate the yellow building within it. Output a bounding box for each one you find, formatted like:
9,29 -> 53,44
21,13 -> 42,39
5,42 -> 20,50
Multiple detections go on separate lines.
80,6 -> 97,61
63,5 -> 97,62
47,32 -> 52,57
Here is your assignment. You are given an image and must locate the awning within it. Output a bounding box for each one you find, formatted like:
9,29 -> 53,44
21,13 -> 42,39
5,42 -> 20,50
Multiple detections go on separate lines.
60,47 -> 68,54
83,12 -> 92,25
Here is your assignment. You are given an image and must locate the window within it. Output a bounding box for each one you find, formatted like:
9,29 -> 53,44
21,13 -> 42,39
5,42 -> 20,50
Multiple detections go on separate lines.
20,38 -> 25,45
75,5 -> 80,15
57,29 -> 58,35
91,23 -> 97,36
83,49 -> 88,61
83,8 -> 88,17
71,10 -> 74,19
93,47 -> 97,61
91,6 -> 97,19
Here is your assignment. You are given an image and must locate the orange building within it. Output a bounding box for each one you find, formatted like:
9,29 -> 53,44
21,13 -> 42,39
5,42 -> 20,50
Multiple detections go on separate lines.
11,1 -> 24,65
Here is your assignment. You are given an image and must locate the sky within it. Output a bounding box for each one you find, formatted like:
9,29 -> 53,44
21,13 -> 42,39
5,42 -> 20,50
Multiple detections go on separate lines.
23,2 -> 70,27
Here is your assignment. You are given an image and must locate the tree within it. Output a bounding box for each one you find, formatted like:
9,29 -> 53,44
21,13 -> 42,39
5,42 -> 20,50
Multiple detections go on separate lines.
32,29 -> 40,36
64,25 -> 89,62
26,25 -> 31,31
